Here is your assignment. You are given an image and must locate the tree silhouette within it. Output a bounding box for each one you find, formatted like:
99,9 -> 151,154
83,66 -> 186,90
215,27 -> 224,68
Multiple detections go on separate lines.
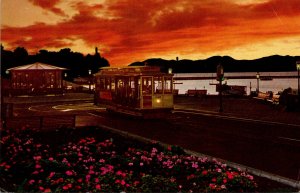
1,46 -> 110,79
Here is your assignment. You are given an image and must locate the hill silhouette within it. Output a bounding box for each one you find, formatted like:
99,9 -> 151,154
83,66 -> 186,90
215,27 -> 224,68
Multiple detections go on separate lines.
129,55 -> 300,73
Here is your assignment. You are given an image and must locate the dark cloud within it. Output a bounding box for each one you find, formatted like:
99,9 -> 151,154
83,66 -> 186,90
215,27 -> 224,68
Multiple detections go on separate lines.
28,0 -> 66,16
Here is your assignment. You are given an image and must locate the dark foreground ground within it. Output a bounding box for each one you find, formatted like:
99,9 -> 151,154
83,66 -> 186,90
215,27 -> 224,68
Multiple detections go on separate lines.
2,93 -> 300,191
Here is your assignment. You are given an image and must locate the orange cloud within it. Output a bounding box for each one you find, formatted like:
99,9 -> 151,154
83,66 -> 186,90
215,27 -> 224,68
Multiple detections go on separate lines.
1,0 -> 300,66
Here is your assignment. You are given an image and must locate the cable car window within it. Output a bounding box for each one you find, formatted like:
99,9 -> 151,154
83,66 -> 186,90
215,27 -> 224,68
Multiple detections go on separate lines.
164,77 -> 172,94
106,78 -> 111,90
154,76 -> 162,94
99,78 -> 105,89
142,77 -> 152,95
111,78 -> 115,91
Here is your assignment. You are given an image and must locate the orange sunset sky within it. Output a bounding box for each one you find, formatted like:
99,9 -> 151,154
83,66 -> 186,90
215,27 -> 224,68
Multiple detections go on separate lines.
1,0 -> 300,66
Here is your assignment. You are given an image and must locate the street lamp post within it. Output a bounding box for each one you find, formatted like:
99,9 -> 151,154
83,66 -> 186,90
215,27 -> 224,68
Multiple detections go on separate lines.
217,64 -> 224,112
64,73 -> 67,90
88,70 -> 92,91
296,61 -> 300,103
256,72 -> 260,93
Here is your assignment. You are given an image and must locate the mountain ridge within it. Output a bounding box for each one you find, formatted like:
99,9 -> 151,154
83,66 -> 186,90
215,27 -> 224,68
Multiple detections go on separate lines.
129,55 -> 300,73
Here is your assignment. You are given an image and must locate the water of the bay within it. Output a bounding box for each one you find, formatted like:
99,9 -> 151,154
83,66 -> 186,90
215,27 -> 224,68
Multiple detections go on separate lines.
174,71 -> 299,95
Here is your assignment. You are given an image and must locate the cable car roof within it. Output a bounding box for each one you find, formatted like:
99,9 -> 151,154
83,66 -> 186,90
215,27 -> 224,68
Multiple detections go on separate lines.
95,66 -> 172,76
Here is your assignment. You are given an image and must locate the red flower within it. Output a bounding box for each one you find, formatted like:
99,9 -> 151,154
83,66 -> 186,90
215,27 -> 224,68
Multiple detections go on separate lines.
167,146 -> 172,151
43,188 -> 51,192
202,170 -> 208,175
95,184 -> 101,190
75,185 -> 82,190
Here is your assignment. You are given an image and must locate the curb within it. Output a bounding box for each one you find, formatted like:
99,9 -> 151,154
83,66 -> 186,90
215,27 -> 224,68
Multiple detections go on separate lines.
98,124 -> 300,189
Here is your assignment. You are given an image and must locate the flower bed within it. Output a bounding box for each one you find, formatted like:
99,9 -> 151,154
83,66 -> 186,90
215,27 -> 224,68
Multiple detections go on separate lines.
0,126 -> 257,192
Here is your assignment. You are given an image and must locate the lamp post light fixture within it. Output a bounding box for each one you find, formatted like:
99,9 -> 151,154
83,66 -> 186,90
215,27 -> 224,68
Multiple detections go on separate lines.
88,70 -> 92,91
256,72 -> 260,93
296,61 -> 300,103
217,64 -> 224,112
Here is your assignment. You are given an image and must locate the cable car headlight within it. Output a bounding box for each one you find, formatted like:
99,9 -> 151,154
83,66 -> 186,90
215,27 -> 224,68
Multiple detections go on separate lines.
156,98 -> 161,103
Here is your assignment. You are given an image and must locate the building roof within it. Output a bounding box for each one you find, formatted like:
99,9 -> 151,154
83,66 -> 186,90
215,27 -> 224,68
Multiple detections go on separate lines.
7,62 -> 67,71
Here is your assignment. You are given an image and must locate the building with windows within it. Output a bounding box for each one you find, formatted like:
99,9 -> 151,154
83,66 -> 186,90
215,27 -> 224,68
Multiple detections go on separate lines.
7,63 -> 66,95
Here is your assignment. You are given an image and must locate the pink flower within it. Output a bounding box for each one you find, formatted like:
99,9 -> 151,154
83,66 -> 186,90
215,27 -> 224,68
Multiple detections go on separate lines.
65,170 -> 73,176
202,170 -> 208,175
86,174 -> 91,182
62,185 -> 69,190
99,159 -> 105,163
32,170 -> 39,175
95,184 -> 101,190
116,170 -> 123,176
89,170 -> 95,175
247,175 -> 254,180
95,178 -> 99,183
48,157 -> 54,161
121,180 -> 126,186
29,179 -> 35,185
140,162 -> 144,166
39,186 -> 44,191
35,164 -> 41,169
128,162 -> 133,166
77,178 -> 83,183
192,162 -> 198,169
49,172 -> 55,178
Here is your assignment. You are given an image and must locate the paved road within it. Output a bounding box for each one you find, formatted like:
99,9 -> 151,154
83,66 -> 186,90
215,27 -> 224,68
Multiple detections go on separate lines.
6,97 -> 300,181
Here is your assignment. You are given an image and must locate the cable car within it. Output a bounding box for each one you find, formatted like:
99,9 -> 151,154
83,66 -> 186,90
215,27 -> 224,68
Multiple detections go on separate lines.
94,66 -> 174,118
